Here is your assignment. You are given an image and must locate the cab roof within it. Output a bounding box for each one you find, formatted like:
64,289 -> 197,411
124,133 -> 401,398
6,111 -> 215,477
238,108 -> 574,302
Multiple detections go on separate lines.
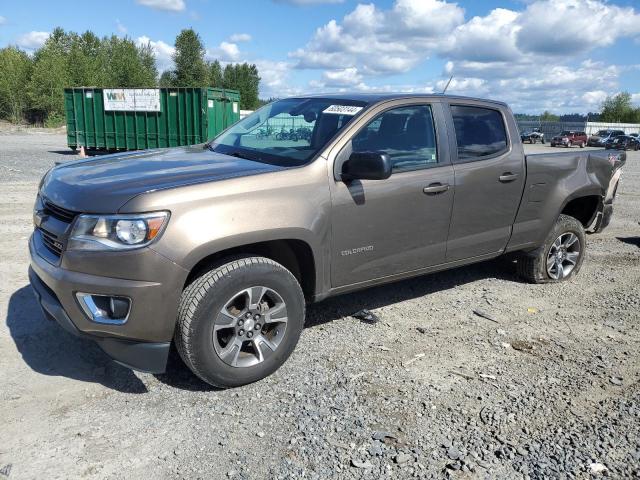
291,92 -> 509,108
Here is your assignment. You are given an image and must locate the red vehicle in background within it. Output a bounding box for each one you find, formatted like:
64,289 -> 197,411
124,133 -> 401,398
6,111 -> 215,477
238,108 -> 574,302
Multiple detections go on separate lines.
551,131 -> 588,148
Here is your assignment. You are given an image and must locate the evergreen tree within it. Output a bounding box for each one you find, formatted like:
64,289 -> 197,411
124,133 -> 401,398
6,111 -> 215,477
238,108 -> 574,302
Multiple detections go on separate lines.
540,111 -> 559,122
27,31 -> 72,122
159,70 -> 176,87
104,36 -> 157,87
0,47 -> 33,122
208,60 -> 223,87
600,92 -> 639,123
221,62 -> 260,109
68,31 -> 106,86
173,29 -> 207,86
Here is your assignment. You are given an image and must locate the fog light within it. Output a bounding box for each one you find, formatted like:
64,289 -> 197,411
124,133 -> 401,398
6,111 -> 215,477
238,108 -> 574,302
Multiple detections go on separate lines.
76,293 -> 131,325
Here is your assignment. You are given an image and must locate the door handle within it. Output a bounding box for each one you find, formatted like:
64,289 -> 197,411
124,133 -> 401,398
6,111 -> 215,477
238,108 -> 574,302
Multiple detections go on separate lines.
499,173 -> 519,183
423,183 -> 450,195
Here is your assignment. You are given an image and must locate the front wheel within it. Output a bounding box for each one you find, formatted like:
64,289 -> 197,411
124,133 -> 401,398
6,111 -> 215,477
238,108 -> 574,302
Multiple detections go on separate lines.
175,257 -> 305,388
516,214 -> 586,284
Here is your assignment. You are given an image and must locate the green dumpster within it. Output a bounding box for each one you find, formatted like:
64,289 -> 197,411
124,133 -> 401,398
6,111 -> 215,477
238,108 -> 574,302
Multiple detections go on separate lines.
64,87 -> 241,151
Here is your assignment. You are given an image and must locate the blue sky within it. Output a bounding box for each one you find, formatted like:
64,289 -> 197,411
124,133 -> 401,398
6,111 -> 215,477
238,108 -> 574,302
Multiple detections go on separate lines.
1,0 -> 639,113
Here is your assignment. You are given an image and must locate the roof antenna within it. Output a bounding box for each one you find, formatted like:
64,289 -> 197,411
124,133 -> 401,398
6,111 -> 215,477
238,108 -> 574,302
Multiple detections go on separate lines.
441,75 -> 453,94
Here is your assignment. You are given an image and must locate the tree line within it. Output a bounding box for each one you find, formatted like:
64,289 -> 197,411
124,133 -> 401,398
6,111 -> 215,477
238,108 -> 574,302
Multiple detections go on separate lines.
0,28 -> 261,127
599,92 -> 640,123
514,92 -> 640,124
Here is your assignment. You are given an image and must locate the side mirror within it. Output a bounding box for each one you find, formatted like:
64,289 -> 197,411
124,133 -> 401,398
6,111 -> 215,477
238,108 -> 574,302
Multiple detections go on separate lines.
341,151 -> 392,181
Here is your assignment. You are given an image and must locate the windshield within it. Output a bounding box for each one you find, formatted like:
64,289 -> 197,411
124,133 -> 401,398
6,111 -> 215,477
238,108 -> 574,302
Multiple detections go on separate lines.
596,130 -> 609,136
560,131 -> 572,135
209,98 -> 367,167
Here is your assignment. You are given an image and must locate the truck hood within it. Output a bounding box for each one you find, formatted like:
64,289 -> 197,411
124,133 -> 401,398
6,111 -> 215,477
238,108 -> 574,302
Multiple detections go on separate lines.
40,146 -> 284,213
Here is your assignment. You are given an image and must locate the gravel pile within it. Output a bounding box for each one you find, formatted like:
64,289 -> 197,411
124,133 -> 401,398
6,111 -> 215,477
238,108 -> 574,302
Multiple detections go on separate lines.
0,137 -> 638,479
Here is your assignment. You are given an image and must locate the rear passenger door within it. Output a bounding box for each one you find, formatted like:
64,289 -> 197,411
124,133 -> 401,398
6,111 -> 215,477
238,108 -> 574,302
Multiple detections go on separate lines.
445,104 -> 525,261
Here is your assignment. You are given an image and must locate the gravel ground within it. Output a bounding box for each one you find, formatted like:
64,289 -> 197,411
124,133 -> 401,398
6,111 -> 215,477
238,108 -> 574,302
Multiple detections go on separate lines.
1,131 -> 638,479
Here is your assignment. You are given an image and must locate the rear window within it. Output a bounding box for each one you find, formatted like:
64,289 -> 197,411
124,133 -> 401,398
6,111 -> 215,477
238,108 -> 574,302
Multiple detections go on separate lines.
451,105 -> 508,161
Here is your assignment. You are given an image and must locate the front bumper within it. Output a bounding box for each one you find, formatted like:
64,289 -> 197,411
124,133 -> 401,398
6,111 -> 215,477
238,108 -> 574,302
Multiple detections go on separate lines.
28,234 -> 188,373
30,267 -> 170,373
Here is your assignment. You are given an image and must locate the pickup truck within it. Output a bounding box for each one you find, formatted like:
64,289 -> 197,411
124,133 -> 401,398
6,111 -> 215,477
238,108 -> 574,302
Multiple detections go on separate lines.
29,94 -> 625,388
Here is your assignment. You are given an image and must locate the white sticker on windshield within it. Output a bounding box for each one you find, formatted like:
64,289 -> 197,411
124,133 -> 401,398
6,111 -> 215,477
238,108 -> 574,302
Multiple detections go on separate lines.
323,105 -> 363,115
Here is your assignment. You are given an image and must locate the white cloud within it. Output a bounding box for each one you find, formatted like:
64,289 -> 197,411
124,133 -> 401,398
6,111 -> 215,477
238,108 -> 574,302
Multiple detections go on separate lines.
229,33 -> 252,43
136,36 -> 175,71
582,90 -> 608,107
315,67 -> 364,88
632,93 -> 640,106
16,31 -> 49,50
0,16 -> 6,25
288,0 -> 640,112
136,0 -> 185,12
254,60 -> 300,98
291,1 -> 465,75
516,0 -> 640,55
116,19 -> 127,34
207,41 -> 241,62
443,8 -> 521,62
438,61 -> 621,113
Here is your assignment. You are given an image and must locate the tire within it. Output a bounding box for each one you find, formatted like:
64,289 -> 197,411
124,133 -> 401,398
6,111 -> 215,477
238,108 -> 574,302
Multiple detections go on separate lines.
175,256 -> 305,388
516,214 -> 586,284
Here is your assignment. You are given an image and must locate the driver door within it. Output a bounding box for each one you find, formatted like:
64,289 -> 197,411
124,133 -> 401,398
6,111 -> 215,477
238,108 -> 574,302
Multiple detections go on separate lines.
329,102 -> 454,287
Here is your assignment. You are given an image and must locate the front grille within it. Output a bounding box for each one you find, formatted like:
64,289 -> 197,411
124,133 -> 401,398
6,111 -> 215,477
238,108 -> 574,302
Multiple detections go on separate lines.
39,228 -> 64,257
43,199 -> 77,223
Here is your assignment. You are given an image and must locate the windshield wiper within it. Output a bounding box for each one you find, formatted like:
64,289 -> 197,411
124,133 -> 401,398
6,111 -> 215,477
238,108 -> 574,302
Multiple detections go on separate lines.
228,151 -> 253,160
225,150 -> 264,162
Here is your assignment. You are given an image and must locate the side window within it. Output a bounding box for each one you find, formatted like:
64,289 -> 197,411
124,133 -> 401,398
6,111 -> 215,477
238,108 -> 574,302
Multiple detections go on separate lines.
351,105 -> 438,173
451,105 -> 508,161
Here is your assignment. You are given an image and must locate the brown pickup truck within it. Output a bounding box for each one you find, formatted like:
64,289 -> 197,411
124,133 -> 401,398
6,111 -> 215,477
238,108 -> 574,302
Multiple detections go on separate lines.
30,94 -> 625,387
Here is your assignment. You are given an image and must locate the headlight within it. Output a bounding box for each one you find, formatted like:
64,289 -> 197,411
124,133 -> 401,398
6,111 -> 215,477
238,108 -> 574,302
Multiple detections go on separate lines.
68,212 -> 169,251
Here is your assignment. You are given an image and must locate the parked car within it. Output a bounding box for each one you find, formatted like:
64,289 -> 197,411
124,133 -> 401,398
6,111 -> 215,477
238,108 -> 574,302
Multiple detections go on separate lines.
596,130 -> 625,147
30,94 -> 625,388
630,133 -> 639,139
588,129 -> 614,147
609,135 -> 639,151
550,131 -> 588,147
521,128 -> 545,144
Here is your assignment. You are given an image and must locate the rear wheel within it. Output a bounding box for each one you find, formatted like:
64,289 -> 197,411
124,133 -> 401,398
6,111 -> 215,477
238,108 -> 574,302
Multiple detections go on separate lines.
175,256 -> 305,388
517,215 -> 585,284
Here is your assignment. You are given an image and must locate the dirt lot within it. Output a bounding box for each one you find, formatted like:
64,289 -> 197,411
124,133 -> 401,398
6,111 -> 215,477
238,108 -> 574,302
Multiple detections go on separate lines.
1,131 -> 638,479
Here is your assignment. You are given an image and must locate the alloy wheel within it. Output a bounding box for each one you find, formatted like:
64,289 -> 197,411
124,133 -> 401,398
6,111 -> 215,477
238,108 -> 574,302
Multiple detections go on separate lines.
546,232 -> 581,280
212,286 -> 288,367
